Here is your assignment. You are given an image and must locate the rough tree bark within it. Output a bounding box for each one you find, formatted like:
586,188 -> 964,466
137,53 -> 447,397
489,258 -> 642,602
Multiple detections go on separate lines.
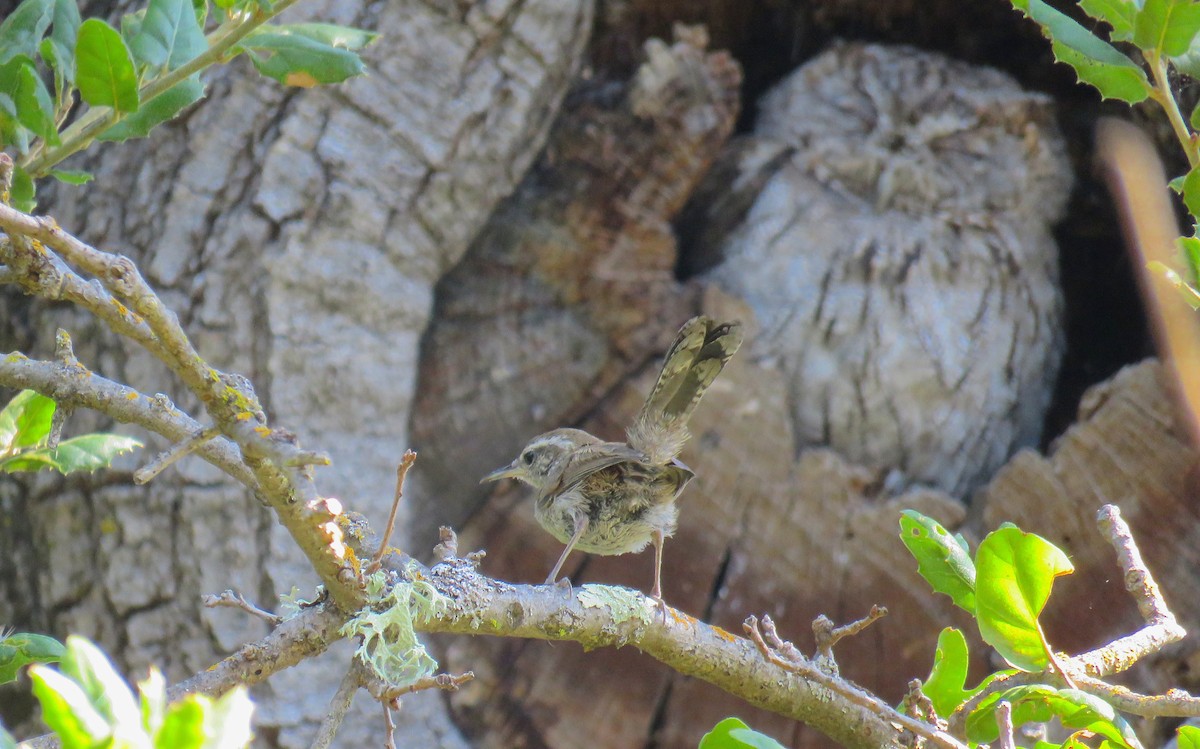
0,0 -> 593,745
3,1 -> 1196,749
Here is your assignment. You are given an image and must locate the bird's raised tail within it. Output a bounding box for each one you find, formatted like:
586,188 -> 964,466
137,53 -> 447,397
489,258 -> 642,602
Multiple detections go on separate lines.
627,316 -> 743,465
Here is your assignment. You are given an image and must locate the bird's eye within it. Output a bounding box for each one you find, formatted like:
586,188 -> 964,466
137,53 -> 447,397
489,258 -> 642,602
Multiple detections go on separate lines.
521,451 -> 534,466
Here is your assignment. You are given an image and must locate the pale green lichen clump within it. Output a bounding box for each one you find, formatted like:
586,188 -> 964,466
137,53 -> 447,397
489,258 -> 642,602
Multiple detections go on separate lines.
341,570 -> 447,687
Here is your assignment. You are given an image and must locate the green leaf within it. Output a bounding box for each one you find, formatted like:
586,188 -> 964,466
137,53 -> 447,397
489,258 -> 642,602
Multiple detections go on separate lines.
699,717 -> 786,749
9,164 -> 35,211
238,30 -> 366,87
156,696 -> 206,749
191,0 -> 208,29
0,56 -> 59,144
1178,724 -> 1200,749
920,628 -> 977,718
203,686 -> 254,748
0,389 -> 56,452
121,10 -> 146,50
899,510 -> 976,612
1183,166 -> 1200,220
1147,259 -> 1200,309
1012,0 -> 1152,102
266,23 -> 378,51
2,432 -> 142,474
1080,0 -> 1139,41
131,0 -> 208,71
1135,0 -> 1200,55
49,168 -> 93,185
0,94 -> 31,155
1183,233 -> 1200,284
139,667 -> 167,738
60,636 -> 141,735
47,0 -> 82,86
974,526 -> 1073,671
0,631 -> 65,684
75,18 -> 139,112
966,685 -> 1137,748
0,724 -> 15,749
54,433 -> 144,471
0,0 -> 54,65
29,665 -> 112,748
98,75 -> 204,141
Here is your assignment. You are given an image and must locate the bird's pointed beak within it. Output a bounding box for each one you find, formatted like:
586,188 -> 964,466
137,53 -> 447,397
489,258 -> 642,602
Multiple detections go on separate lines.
480,461 -> 521,483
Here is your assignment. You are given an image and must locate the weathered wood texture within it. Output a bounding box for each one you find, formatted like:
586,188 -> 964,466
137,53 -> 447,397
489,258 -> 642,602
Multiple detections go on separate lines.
975,361 -> 1200,674
446,352 -> 1199,749
0,1 -> 593,745
446,285 -> 975,748
408,26 -> 742,544
690,42 -> 1073,498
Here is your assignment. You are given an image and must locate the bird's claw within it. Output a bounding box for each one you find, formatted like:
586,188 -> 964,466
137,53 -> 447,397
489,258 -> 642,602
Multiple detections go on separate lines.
650,594 -> 669,625
547,576 -> 573,597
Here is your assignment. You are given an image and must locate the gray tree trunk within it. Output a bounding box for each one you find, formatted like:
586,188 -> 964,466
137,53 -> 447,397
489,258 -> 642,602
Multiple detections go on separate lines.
0,0 -> 593,745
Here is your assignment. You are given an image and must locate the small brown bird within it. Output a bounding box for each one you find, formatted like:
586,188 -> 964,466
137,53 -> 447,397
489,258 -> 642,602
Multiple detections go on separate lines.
481,317 -> 743,602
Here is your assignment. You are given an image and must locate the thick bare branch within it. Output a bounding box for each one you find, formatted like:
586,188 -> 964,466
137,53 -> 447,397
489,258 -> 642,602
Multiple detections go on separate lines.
0,353 -> 255,488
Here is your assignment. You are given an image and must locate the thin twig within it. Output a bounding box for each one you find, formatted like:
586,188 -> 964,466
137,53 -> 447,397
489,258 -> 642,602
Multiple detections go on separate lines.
201,589 -> 282,625
367,450 -> 416,574
48,330 -> 79,448
0,354 -> 256,488
135,426 -> 221,484
383,702 -> 397,749
1072,505 -> 1187,679
813,605 -> 888,669
362,671 -> 475,702
951,504 -> 1198,731
309,665 -> 360,749
743,616 -> 968,749
902,679 -> 944,730
996,701 -> 1016,749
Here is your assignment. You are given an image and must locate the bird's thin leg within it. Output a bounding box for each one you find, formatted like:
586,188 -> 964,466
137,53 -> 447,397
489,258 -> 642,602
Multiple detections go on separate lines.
545,513 -> 588,585
650,528 -> 668,624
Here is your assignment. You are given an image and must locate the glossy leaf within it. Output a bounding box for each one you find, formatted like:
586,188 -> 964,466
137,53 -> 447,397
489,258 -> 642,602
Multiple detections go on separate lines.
974,527 -> 1073,671
203,686 -> 254,748
131,0 -> 207,71
899,510 -> 976,611
920,628 -> 976,717
156,696 -> 206,748
239,30 -> 365,87
267,23 -> 378,51
1182,234 -> 1200,284
1135,0 -> 1200,55
29,665 -> 112,748
0,56 -> 59,144
1012,0 -> 1151,102
0,631 -> 65,684
1080,0 -> 1139,41
0,389 -> 55,451
9,164 -> 35,211
966,685 -> 1136,748
0,0 -> 54,65
699,718 -> 786,749
1147,259 -> 1200,309
1182,166 -> 1200,220
1178,724 -> 1200,749
98,75 -> 204,141
1,432 -> 142,473
46,0 -> 82,86
49,168 -> 93,185
75,18 -> 139,112
139,667 -> 167,739
60,636 -> 141,734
